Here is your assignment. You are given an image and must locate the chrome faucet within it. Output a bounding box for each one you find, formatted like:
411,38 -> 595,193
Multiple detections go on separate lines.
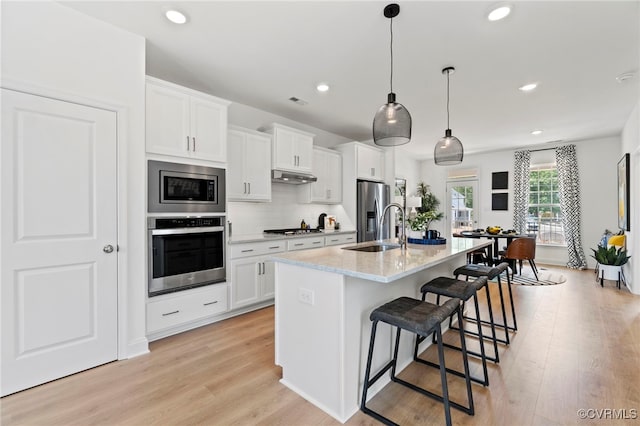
378,202 -> 407,250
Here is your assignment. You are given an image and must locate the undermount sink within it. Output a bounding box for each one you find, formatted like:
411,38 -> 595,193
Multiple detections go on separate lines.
342,242 -> 401,253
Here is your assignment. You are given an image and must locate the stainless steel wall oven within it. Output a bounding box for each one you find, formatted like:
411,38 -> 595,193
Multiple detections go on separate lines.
148,217 -> 226,296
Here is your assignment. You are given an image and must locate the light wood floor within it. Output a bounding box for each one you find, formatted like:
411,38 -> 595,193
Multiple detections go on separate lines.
2,266 -> 639,425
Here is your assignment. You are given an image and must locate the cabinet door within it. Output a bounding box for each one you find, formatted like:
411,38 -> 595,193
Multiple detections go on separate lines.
272,128 -> 296,171
227,130 -> 247,200
261,260 -> 276,299
293,133 -> 313,173
189,97 -> 227,162
357,145 -> 384,181
310,149 -> 327,202
146,83 -> 190,158
244,133 -> 271,201
325,151 -> 342,203
230,258 -> 260,309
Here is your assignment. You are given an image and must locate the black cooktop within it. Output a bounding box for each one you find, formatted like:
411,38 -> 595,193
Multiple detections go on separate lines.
263,228 -> 322,235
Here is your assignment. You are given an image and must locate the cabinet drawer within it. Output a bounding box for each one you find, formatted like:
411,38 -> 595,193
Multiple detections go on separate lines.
324,233 -> 357,246
229,240 -> 286,259
147,284 -> 228,333
287,236 -> 325,251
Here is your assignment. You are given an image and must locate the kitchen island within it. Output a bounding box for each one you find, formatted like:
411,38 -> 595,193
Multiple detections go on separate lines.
272,237 -> 491,423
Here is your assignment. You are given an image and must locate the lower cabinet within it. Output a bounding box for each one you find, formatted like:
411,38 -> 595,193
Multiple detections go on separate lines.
229,255 -> 275,309
147,284 -> 228,335
324,232 -> 356,246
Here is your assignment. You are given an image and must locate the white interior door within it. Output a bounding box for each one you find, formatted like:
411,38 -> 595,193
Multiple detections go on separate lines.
446,180 -> 479,237
1,89 -> 118,396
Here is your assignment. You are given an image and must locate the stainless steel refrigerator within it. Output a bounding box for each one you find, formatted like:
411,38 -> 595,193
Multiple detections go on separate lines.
357,180 -> 391,242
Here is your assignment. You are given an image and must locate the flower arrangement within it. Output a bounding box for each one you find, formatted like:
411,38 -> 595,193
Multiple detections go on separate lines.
408,182 -> 443,233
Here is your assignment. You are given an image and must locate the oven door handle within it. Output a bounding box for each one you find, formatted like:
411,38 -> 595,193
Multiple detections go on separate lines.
151,226 -> 225,236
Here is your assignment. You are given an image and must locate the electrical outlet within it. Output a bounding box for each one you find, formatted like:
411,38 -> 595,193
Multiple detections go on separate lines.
299,288 -> 314,305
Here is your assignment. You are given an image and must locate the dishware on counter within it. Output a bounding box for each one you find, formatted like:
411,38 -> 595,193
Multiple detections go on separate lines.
426,229 -> 441,240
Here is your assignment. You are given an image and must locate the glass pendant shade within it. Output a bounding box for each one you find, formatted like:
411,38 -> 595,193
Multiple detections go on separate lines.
434,129 -> 464,165
373,92 -> 412,146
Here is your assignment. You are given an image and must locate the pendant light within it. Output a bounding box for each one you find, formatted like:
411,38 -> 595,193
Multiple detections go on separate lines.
434,66 -> 464,165
373,3 -> 412,147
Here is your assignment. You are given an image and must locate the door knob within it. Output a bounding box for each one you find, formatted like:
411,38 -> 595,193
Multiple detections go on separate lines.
103,245 -> 114,253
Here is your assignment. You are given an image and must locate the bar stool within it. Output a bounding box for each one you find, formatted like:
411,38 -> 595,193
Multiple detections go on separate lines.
416,276 -> 495,382
361,297 -> 473,426
453,262 -> 517,346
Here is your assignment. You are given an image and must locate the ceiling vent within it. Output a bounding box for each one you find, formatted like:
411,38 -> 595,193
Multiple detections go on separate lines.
289,97 -> 308,106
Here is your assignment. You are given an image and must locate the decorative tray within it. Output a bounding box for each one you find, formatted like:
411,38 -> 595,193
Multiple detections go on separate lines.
408,237 -> 446,245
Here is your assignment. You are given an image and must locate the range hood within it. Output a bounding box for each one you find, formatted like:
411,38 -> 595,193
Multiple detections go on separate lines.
271,170 -> 317,185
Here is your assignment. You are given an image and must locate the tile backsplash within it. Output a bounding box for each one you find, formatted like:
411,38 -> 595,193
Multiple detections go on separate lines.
227,183 -> 352,236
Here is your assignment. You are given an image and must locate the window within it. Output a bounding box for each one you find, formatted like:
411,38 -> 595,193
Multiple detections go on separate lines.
528,164 -> 565,245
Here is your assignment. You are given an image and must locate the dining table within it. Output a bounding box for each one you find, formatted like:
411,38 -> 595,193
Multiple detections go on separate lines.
453,231 -> 532,265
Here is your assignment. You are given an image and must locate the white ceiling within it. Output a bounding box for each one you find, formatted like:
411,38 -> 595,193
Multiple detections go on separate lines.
63,1 -> 639,159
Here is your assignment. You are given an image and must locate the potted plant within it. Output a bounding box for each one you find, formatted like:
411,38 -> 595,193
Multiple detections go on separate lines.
590,245 -> 630,281
408,182 -> 444,239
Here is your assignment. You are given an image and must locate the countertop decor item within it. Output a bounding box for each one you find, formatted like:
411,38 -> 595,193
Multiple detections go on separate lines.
408,237 -> 446,245
372,3 -> 411,147
434,66 -> 464,165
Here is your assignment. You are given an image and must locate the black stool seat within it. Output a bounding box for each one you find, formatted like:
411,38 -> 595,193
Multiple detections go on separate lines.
371,297 -> 459,336
454,263 -> 508,280
420,276 -> 487,300
361,296 -> 474,426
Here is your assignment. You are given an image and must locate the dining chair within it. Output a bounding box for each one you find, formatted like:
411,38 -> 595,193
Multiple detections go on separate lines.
500,237 -> 538,280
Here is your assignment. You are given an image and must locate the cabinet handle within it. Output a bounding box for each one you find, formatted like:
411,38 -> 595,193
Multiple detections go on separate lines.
192,137 -> 196,151
327,189 -> 331,199
244,182 -> 247,194
162,310 -> 180,316
241,249 -> 254,253
294,243 -> 304,246
186,136 -> 190,151
371,167 -> 375,176
312,241 -> 321,245
268,246 -> 281,249
248,182 -> 251,194
330,239 -> 338,242
203,301 -> 218,306
262,262 -> 266,275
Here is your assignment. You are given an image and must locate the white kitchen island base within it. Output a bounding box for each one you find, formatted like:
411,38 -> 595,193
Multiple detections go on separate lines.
273,238 -> 490,423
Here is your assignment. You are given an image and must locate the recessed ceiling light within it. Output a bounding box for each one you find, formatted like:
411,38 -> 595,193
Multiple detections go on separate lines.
316,83 -> 330,92
531,130 -> 543,135
519,82 -> 538,92
165,10 -> 187,24
488,5 -> 511,21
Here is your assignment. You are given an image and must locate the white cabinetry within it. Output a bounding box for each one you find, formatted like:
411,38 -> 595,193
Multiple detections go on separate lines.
287,236 -> 325,251
324,232 -> 357,246
304,147 -> 342,204
146,77 -> 230,162
227,126 -> 271,201
355,144 -> 385,181
147,284 -> 228,336
265,123 -> 314,173
229,240 -> 286,309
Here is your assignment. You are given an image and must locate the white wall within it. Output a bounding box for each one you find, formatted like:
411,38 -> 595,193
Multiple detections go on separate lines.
1,2 -> 148,356
420,136 -> 621,269
621,102 -> 639,294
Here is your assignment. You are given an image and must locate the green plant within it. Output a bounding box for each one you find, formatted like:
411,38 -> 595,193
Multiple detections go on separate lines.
412,182 -> 444,231
590,245 -> 630,266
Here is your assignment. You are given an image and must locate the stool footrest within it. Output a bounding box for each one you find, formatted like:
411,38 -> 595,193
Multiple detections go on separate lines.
414,356 -> 488,386
392,376 -> 474,415
440,341 -> 499,364
450,324 -> 510,346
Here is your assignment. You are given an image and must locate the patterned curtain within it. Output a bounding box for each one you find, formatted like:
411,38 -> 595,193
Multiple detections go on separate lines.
513,150 -> 531,234
556,145 -> 587,269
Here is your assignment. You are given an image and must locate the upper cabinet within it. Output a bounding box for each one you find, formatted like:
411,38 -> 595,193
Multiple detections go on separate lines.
227,126 -> 271,202
146,77 -> 231,162
303,147 -> 342,204
336,142 -> 385,182
264,123 -> 314,174
356,144 -> 385,181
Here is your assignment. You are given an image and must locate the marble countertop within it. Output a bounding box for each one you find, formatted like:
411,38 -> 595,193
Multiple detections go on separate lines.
228,229 -> 357,245
270,237 -> 492,283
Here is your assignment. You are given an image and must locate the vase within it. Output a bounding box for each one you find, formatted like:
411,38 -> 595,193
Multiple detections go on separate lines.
598,264 -> 623,281
408,230 -> 424,240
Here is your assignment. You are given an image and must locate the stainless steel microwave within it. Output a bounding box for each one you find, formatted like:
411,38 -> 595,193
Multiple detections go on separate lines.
148,160 -> 226,213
